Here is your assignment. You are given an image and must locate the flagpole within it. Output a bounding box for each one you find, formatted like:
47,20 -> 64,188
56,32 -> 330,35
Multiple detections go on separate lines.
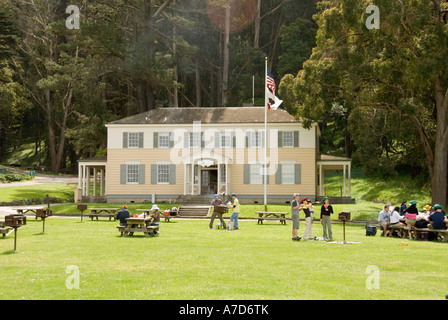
264,57 -> 268,211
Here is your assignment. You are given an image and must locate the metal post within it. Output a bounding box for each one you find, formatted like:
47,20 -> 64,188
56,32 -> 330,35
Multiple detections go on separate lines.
14,228 -> 17,251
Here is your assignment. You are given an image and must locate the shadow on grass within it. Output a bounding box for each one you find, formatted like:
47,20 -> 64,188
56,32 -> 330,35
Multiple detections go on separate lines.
2,250 -> 17,255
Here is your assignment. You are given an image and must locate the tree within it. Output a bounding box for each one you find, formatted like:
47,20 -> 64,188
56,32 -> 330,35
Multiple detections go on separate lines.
280,0 -> 448,207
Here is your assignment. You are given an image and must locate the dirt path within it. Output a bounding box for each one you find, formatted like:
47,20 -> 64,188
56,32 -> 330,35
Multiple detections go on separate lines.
0,165 -> 78,188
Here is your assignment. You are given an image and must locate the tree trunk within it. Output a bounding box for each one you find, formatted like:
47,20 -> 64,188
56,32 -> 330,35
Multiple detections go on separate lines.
221,3 -> 230,107
254,0 -> 261,48
432,76 -> 448,208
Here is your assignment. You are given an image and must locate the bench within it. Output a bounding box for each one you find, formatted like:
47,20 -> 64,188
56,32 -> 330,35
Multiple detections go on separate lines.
256,212 -> 288,225
414,227 -> 448,242
0,227 -> 13,238
379,224 -> 410,238
87,213 -> 116,221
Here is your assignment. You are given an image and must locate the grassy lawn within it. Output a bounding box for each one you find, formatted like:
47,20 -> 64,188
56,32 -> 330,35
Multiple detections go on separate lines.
0,184 -> 75,203
0,217 -> 446,300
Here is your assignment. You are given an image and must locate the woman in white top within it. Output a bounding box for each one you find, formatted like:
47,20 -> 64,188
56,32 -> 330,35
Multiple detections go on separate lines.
390,206 -> 405,237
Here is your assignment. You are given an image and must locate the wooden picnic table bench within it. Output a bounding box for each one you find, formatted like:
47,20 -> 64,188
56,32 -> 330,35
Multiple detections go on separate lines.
0,227 -> 13,238
86,208 -> 119,221
136,209 -> 177,222
13,207 -> 51,221
118,217 -> 159,237
414,227 -> 448,242
256,211 -> 289,225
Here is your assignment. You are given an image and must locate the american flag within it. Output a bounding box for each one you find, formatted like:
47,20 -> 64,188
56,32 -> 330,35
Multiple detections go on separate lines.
266,67 -> 276,95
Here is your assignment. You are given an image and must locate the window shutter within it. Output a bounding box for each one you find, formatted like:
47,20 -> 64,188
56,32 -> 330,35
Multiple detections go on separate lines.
294,164 -> 302,184
123,133 -> 128,148
169,132 -> 174,148
201,132 -> 205,148
120,164 -> 127,184
263,164 -> 270,184
275,164 -> 282,185
184,132 -> 189,148
243,164 -> 250,184
294,131 -> 299,148
138,132 -> 144,148
153,132 -> 158,148
246,132 -> 251,148
169,164 -> 176,184
261,131 -> 266,148
151,164 -> 157,184
138,164 -> 145,184
232,132 -> 236,148
215,132 -> 220,148
278,131 -> 283,148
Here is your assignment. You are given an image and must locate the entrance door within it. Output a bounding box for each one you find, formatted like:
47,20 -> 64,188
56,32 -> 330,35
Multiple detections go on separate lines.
201,169 -> 218,195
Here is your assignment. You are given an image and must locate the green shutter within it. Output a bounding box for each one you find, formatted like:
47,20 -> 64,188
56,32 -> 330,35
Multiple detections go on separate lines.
294,131 -> 299,148
294,164 -> 302,184
232,132 -> 236,148
169,133 -> 174,148
246,132 -> 251,148
123,133 -> 128,148
278,131 -> 283,148
201,132 -> 205,148
120,164 -> 127,184
275,164 -> 282,184
138,132 -> 144,148
243,164 -> 250,184
153,132 -> 158,148
215,132 -> 220,148
151,164 -> 157,184
184,132 -> 189,148
169,164 -> 176,184
138,164 -> 145,184
263,164 -> 270,184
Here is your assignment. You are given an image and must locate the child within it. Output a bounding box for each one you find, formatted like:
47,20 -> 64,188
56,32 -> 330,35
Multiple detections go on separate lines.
301,198 -> 313,240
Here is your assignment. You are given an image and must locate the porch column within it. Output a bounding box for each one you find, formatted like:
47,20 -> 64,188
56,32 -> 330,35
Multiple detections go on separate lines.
93,168 -> 97,197
191,163 -> 194,195
348,162 -> 351,198
82,165 -> 86,196
100,168 -> 104,196
78,163 -> 82,188
319,164 -> 323,197
217,163 -> 221,195
343,164 -> 346,197
86,166 -> 90,196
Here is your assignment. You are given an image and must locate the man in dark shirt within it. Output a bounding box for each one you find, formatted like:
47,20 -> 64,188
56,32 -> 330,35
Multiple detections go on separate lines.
209,194 -> 226,229
116,205 -> 130,226
428,204 -> 447,230
116,205 -> 130,236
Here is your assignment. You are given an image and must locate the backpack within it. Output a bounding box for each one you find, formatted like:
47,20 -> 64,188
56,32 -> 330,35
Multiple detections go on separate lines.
415,219 -> 428,228
365,225 -> 377,236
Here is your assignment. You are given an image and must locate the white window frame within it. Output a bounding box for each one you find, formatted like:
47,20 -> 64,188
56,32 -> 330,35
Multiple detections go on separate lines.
221,133 -> 232,148
281,164 -> 295,184
283,131 -> 294,148
127,164 -> 139,184
250,164 -> 263,185
251,131 -> 263,148
158,133 -> 170,148
128,132 -> 140,148
189,132 -> 201,148
157,164 -> 170,184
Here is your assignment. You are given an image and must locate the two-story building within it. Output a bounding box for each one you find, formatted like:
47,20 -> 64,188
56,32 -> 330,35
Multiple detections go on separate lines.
77,107 -> 352,204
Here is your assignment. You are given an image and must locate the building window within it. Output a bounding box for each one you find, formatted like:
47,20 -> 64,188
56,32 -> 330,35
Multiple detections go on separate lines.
127,164 -> 139,184
221,133 -> 232,148
283,132 -> 294,147
250,164 -> 263,184
251,131 -> 263,148
221,165 -> 226,183
159,133 -> 170,148
128,132 -> 140,148
157,164 -> 170,184
282,164 -> 295,184
189,132 -> 201,148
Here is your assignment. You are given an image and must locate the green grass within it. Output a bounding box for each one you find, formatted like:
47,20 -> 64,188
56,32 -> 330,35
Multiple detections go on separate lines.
323,167 -> 432,204
0,218 -> 446,300
0,184 -> 75,203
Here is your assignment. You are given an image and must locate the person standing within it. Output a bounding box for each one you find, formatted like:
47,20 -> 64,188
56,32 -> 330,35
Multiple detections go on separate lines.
230,193 -> 240,230
291,193 -> 302,241
320,197 -> 333,241
301,197 -> 313,240
209,194 -> 226,229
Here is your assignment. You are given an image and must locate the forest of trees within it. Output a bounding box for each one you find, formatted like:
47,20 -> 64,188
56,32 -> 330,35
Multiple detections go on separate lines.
0,0 -> 446,206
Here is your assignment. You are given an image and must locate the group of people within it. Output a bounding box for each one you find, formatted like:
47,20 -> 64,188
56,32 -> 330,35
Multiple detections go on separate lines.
210,193 -> 240,230
291,194 -> 333,241
115,204 -> 160,236
378,200 -> 447,240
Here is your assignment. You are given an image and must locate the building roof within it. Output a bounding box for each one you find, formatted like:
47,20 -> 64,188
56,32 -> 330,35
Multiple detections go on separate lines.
77,156 -> 107,163
107,107 -> 300,125
317,154 -> 352,162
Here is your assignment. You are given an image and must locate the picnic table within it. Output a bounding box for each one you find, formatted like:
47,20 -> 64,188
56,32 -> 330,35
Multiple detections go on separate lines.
13,207 -> 51,221
117,217 -> 159,237
381,219 -> 448,241
136,209 -> 178,222
86,208 -> 119,221
256,211 -> 289,225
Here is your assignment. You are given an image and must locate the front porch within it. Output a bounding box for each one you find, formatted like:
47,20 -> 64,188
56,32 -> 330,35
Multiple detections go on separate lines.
77,156 -> 107,203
